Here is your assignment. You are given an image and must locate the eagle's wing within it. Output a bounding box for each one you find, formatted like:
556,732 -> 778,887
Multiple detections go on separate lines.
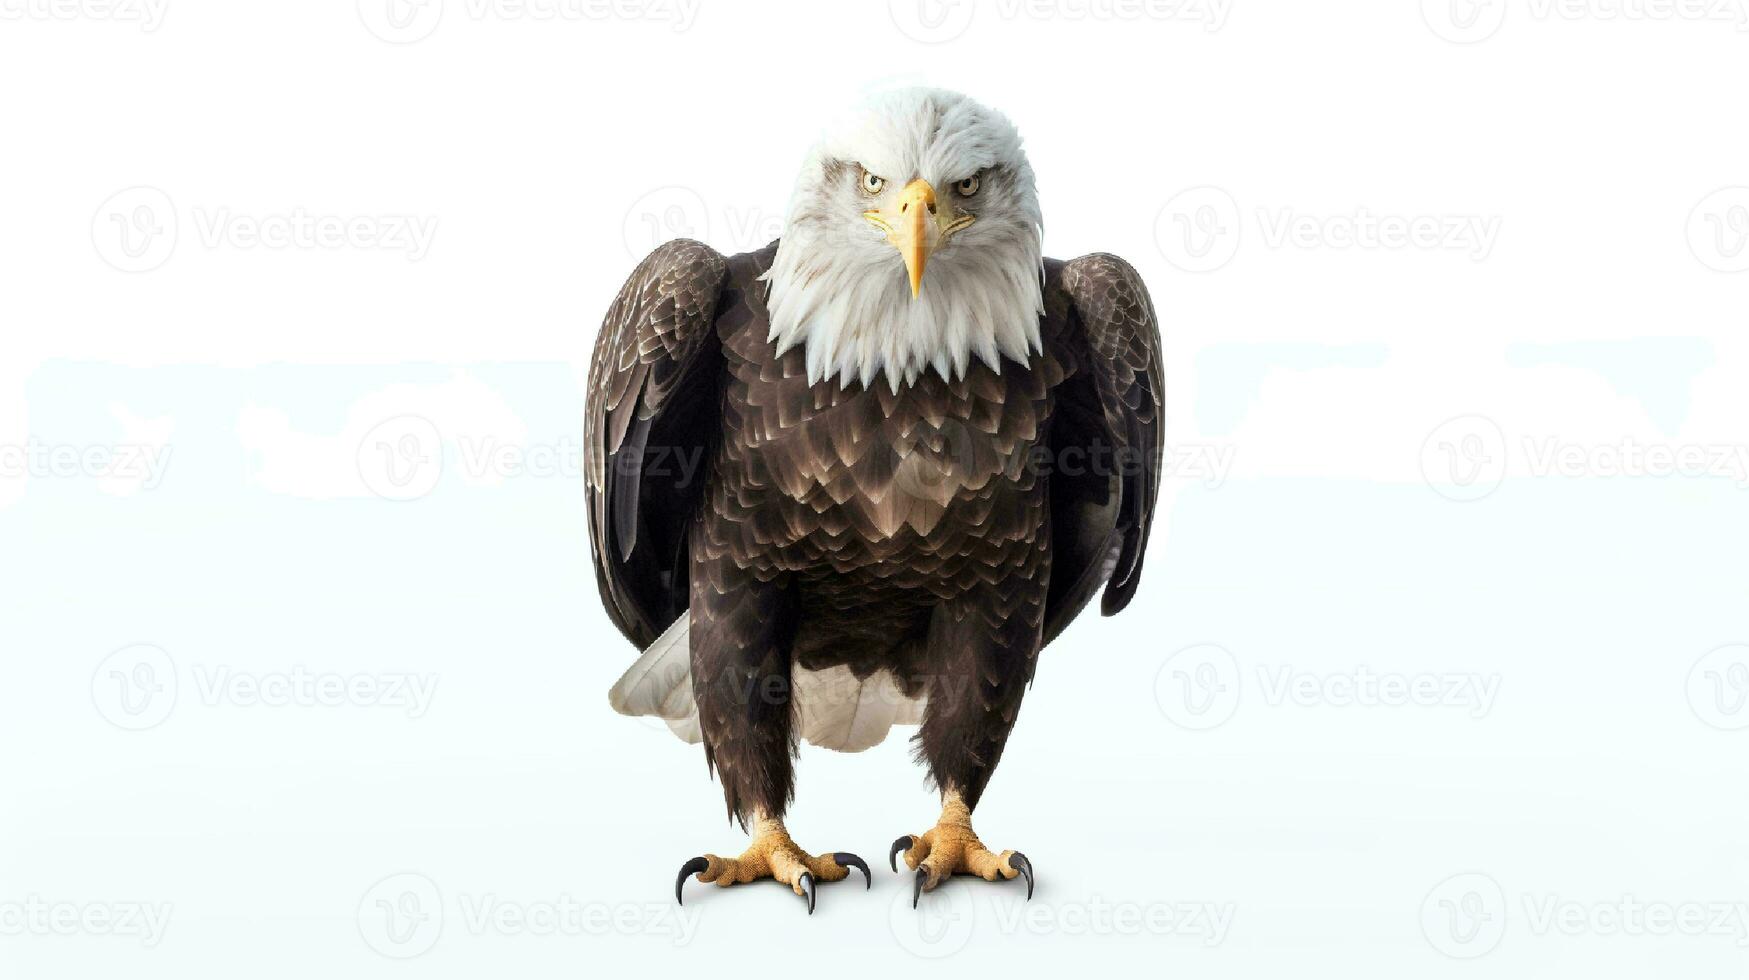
586,239 -> 728,648
1042,252 -> 1164,644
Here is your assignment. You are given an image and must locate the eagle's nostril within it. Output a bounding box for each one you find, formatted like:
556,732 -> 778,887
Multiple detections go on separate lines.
900,202 -> 908,213
927,203 -> 937,215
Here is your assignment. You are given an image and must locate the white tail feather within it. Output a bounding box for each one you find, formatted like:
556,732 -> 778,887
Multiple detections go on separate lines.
607,615 -> 694,719
607,615 -> 924,752
794,665 -> 925,752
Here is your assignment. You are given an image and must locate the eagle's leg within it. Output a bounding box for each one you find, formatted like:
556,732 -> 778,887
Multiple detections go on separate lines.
677,812 -> 870,913
890,791 -> 1033,904
894,578 -> 1044,904
675,560 -> 868,912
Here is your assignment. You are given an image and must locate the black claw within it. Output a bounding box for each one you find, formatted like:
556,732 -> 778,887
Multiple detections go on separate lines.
800,872 -> 816,915
1008,852 -> 1034,900
912,867 -> 927,908
833,852 -> 871,888
889,836 -> 914,873
674,857 -> 708,905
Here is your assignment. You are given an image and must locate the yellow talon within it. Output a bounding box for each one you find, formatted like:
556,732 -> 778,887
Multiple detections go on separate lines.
674,813 -> 869,914
895,790 -> 1034,906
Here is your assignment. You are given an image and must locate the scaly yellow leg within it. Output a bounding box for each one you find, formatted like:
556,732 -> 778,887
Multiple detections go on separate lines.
890,790 -> 1034,906
675,812 -> 869,914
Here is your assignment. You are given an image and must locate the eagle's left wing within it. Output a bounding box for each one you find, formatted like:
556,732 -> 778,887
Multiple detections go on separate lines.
1042,252 -> 1164,645
586,239 -> 728,649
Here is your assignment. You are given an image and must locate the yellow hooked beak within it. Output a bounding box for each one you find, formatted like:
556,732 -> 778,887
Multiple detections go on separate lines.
863,179 -> 976,298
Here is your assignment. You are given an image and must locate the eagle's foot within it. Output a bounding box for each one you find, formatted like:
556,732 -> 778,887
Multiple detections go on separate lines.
890,793 -> 1034,906
674,815 -> 869,914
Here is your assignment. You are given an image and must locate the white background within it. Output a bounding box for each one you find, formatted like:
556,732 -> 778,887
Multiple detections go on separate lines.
4,0 -> 1749,976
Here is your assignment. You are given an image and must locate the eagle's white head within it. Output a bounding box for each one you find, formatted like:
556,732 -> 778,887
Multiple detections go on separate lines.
763,87 -> 1044,392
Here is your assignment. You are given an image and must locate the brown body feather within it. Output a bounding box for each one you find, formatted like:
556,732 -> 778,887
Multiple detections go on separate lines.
587,239 -> 1162,824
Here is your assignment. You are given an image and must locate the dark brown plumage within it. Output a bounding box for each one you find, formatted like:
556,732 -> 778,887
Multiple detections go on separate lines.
587,238 -> 1161,827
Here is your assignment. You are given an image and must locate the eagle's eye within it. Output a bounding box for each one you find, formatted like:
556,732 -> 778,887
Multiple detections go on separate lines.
860,170 -> 886,195
955,175 -> 980,197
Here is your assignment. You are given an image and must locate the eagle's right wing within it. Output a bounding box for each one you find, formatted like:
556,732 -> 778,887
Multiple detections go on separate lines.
586,239 -> 728,648
1041,252 -> 1164,645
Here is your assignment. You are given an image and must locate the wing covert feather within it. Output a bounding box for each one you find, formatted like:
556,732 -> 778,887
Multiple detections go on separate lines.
1043,252 -> 1164,642
586,239 -> 728,647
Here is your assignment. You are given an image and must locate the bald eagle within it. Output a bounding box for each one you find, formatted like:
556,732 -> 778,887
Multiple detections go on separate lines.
590,88 -> 1161,913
